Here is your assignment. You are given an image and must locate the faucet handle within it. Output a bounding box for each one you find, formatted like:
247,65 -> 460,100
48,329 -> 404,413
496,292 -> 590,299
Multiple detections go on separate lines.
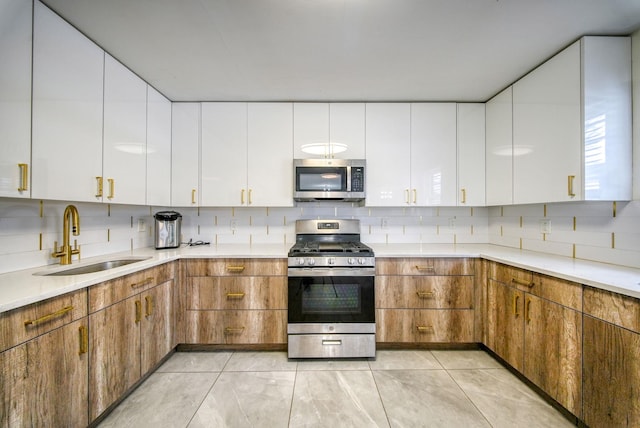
71,239 -> 80,257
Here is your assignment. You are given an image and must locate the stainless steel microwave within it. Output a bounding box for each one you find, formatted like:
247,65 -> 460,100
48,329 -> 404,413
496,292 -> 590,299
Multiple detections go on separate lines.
293,159 -> 365,201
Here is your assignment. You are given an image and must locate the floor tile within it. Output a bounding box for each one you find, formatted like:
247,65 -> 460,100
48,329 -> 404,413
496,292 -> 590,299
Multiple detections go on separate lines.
290,370 -> 390,427
296,358 -> 370,371
373,369 -> 491,428
97,372 -> 217,428
368,349 -> 442,370
156,351 -> 233,373
188,371 -> 295,428
448,368 -> 575,428
431,350 -> 503,370
224,351 -> 298,372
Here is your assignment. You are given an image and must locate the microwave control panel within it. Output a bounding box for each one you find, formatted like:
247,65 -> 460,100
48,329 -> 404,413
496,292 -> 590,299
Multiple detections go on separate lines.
351,167 -> 365,192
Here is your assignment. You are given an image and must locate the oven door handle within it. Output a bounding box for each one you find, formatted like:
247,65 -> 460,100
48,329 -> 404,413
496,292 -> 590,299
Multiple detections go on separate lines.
288,267 -> 375,277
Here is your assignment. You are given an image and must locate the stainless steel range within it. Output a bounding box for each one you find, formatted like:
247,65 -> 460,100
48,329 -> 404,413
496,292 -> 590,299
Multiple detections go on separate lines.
287,219 -> 375,359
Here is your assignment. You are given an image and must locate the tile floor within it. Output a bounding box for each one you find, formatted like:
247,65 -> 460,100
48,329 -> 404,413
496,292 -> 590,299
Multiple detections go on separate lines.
97,350 -> 576,428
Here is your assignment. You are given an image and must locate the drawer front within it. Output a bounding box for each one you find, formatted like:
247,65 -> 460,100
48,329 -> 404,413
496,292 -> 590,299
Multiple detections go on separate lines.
88,262 -> 175,312
583,286 -> 640,333
185,310 -> 287,344
186,276 -> 286,310
376,258 -> 474,276
185,258 -> 287,277
288,334 -> 375,359
487,262 -> 533,289
376,309 -> 474,343
0,289 -> 87,351
530,273 -> 582,311
375,276 -> 474,309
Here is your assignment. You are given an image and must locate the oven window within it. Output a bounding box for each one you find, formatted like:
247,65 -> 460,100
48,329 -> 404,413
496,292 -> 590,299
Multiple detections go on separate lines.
288,276 -> 374,323
296,167 -> 346,192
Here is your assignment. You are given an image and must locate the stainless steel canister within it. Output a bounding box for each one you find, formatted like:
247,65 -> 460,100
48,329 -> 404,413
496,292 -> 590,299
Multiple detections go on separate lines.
154,211 -> 182,249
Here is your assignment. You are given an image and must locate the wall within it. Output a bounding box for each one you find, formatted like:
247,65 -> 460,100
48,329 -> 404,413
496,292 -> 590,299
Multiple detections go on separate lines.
633,29 -> 640,200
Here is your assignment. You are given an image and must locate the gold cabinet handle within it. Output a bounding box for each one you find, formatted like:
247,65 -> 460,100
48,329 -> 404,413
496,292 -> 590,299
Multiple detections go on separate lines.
18,163 -> 28,191
404,189 -> 410,204
513,294 -> 520,317
107,178 -> 115,199
191,188 -> 197,204
416,325 -> 434,334
226,292 -> 246,299
568,175 -> 576,197
511,278 -> 534,288
412,189 -> 417,204
248,189 -> 252,205
241,189 -> 245,205
416,291 -> 434,299
131,277 -> 154,289
145,296 -> 153,318
414,266 -> 435,273
461,188 -> 466,204
224,327 -> 245,334
226,265 -> 245,273
78,325 -> 88,355
135,300 -> 142,323
95,176 -> 103,198
24,305 -> 73,327
525,298 -> 532,323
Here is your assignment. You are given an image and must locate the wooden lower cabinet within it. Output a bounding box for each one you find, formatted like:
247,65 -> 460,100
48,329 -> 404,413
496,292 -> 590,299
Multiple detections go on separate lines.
185,310 -> 287,344
0,318 -> 89,427
376,309 -> 474,342
485,278 -> 524,371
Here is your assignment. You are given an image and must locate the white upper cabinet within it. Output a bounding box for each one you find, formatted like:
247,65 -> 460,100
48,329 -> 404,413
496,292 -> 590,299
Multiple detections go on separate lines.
365,103 -> 411,206
485,87 -> 514,206
201,102 -> 248,206
247,103 -> 294,207
103,54 -> 148,205
146,87 -> 172,207
513,36 -> 631,204
294,103 -> 365,159
0,0 -> 32,198
410,103 -> 457,206
32,1 -> 104,202
171,103 -> 200,206
457,103 -> 486,206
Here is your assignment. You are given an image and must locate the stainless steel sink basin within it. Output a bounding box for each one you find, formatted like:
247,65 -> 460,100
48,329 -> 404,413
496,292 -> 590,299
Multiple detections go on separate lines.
36,257 -> 150,276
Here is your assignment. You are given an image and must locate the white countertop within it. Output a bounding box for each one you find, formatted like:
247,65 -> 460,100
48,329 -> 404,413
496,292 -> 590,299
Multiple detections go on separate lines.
1,243 -> 639,314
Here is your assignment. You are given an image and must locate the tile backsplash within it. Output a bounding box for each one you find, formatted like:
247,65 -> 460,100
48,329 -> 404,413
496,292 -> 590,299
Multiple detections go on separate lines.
0,197 -> 638,274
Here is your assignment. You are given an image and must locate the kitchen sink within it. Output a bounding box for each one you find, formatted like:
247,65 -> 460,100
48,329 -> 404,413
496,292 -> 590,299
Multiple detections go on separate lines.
36,257 -> 150,276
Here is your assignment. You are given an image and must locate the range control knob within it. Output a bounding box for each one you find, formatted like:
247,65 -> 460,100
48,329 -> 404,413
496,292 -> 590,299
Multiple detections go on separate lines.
297,258 -> 305,265
307,258 -> 316,266
358,258 -> 367,265
327,257 -> 335,265
348,258 -> 356,265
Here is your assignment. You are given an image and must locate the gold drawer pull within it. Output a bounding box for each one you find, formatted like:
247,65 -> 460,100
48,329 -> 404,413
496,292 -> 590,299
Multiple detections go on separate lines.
107,178 -> 115,199
526,298 -> 532,323
24,305 -> 73,327
416,291 -> 434,299
78,325 -> 88,355
226,293 -> 246,299
135,300 -> 142,323
416,325 -> 435,334
224,327 -> 245,334
145,296 -> 154,317
414,266 -> 435,272
513,294 -> 520,317
511,278 -> 534,288
226,266 -> 246,273
18,163 -> 28,191
131,277 -> 154,288
95,176 -> 103,198
568,175 -> 576,197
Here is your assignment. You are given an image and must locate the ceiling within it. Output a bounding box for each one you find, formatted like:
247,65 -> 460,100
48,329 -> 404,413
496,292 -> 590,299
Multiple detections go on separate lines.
40,0 -> 640,103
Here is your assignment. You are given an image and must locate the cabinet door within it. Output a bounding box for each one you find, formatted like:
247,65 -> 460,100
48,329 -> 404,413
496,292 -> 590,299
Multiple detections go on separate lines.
485,279 -> 524,372
201,102 -> 248,206
410,103 -> 457,206
365,103 -> 411,206
0,0 -> 31,198
523,295 -> 582,417
583,315 -> 640,428
140,281 -> 173,374
247,103 -> 293,207
103,54 -> 148,204
171,103 -> 200,206
330,103 -> 366,159
513,42 -> 581,204
457,103 -> 486,206
32,2 -> 104,202
88,297 -> 141,421
485,87 -> 513,205
146,86 -> 172,206
0,319 -> 89,427
293,103 -> 329,158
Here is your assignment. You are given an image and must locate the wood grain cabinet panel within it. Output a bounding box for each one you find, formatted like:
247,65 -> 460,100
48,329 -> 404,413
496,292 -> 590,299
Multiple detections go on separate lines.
0,318 -> 89,428
530,273 -> 582,311
583,286 -> 640,333
185,258 -> 287,277
187,276 -> 286,310
376,257 -> 474,276
185,310 -> 287,344
376,275 -> 474,309
485,278 -> 525,372
376,309 -> 474,343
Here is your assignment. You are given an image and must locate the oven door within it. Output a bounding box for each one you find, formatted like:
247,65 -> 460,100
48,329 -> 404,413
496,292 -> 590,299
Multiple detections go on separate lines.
287,268 -> 375,324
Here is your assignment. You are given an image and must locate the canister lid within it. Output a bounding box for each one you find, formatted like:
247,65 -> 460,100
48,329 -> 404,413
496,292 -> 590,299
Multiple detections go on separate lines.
154,211 -> 182,221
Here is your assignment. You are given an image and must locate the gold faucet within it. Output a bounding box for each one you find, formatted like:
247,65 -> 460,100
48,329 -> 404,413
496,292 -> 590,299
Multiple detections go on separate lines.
52,204 -> 81,265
